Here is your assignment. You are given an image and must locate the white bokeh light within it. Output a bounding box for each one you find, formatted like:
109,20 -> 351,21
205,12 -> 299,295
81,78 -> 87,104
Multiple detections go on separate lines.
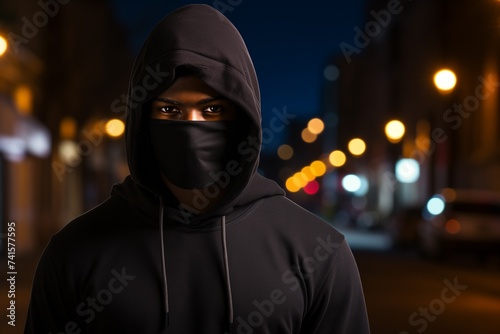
395,158 -> 420,183
342,174 -> 361,193
427,196 -> 445,215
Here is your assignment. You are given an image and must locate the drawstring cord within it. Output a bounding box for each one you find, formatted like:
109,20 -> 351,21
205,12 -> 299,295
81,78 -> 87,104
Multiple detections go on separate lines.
221,215 -> 234,332
159,198 -> 170,328
159,200 -> 232,332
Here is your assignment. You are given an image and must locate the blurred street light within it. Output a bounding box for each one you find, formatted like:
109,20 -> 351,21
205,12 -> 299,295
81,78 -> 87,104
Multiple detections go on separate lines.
293,172 -> 308,188
285,177 -> 300,192
303,180 -> 320,195
307,118 -> 325,135
441,188 -> 456,202
385,120 -> 405,143
329,150 -> 346,167
59,117 -> 77,139
0,97 -> 51,161
14,86 -> 33,115
310,160 -> 326,177
25,126 -> 51,158
445,219 -> 461,234
395,158 -> 420,183
0,137 -> 24,162
323,65 -> 340,82
0,35 -> 7,56
342,174 -> 362,193
277,144 -> 293,160
433,69 -> 457,93
301,128 -> 317,143
348,138 -> 366,156
342,174 -> 369,196
426,195 -> 445,216
301,166 -> 315,181
105,119 -> 125,138
58,140 -> 80,166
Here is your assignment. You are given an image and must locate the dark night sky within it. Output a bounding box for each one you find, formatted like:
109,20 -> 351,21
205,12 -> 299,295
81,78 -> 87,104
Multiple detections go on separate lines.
109,0 -> 366,149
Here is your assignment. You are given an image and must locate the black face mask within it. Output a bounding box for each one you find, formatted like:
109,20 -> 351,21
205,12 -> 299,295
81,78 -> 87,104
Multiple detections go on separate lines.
149,119 -> 238,189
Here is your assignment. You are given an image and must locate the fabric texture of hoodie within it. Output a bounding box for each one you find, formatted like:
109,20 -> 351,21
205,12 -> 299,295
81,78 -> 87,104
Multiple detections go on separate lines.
25,4 -> 370,334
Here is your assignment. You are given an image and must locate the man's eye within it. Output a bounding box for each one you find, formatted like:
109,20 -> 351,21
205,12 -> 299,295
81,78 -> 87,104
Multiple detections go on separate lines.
204,105 -> 223,114
159,106 -> 180,114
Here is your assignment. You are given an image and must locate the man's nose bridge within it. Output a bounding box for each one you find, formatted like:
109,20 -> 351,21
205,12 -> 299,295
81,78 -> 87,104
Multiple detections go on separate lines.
185,108 -> 204,121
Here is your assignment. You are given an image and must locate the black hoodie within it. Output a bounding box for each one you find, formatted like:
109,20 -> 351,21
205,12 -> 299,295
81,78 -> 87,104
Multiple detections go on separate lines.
25,4 -> 370,334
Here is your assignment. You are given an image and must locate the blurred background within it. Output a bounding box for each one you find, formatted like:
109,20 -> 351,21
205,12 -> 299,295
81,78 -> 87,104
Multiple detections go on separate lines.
1,0 -> 500,333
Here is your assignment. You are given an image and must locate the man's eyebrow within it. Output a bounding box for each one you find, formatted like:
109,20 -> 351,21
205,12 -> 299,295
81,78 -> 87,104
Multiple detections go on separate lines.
153,96 -> 226,106
153,97 -> 182,105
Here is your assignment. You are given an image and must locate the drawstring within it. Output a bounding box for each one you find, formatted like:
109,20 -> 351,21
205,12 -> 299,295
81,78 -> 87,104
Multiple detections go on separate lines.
158,201 -> 233,332
159,198 -> 170,328
221,215 -> 234,333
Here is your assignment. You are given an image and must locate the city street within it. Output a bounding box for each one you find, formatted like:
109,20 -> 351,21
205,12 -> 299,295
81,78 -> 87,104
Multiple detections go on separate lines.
354,246 -> 500,334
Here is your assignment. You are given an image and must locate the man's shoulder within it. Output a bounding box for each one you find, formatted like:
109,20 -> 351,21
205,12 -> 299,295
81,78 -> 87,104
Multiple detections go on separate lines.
69,195 -> 124,224
259,195 -> 332,223
253,195 -> 345,240
51,196 -> 131,245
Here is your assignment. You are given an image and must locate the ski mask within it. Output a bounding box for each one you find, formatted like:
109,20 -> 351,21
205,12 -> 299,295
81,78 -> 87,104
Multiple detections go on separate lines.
149,119 -> 239,189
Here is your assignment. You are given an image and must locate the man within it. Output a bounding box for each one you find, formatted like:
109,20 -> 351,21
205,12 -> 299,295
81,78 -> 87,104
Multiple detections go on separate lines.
26,4 -> 370,333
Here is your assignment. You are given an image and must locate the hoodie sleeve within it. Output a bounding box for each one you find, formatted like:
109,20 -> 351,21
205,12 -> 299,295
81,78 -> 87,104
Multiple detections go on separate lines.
301,239 -> 370,334
24,241 -> 79,334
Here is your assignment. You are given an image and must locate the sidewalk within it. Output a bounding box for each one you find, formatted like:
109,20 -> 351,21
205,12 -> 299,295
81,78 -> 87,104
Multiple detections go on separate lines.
333,225 -> 393,251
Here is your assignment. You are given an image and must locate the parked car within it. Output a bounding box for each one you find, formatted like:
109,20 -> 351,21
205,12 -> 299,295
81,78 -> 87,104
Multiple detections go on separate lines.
417,189 -> 500,259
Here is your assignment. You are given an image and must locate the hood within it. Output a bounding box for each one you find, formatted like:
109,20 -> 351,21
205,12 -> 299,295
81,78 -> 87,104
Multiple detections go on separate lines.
115,6 -> 285,331
118,4 -> 284,226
